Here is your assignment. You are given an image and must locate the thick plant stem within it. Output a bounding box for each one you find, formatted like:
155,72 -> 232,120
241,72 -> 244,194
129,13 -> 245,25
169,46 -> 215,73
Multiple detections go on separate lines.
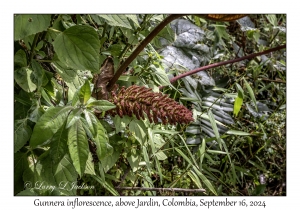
107,14 -> 184,91
162,44 -> 286,88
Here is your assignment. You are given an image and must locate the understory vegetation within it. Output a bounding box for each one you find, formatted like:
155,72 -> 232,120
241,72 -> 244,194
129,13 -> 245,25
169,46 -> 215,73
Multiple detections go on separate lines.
14,14 -> 286,196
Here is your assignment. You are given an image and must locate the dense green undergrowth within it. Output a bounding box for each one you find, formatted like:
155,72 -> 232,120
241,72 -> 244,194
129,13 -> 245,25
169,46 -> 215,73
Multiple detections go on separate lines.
14,14 -> 286,196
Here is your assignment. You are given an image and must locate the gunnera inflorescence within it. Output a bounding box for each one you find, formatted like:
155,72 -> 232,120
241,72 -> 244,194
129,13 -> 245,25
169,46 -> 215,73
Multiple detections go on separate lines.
108,85 -> 194,125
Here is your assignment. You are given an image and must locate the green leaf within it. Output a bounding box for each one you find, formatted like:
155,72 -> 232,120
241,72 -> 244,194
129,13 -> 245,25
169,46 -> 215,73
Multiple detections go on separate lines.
98,14 -> 134,29
119,75 -> 139,82
178,134 -> 198,166
68,120 -> 89,177
152,129 -> 179,135
208,110 -> 222,150
113,115 -> 131,134
93,120 -> 112,160
14,14 -> 51,40
101,143 -> 121,173
152,24 -> 175,48
125,15 -> 140,27
233,83 -> 244,117
83,110 -> 98,138
14,49 -> 27,68
266,15 -> 277,26
226,130 -> 252,136
14,152 -> 29,194
248,160 -> 267,173
79,80 -> 91,105
51,61 -> 84,87
17,188 -> 38,196
28,104 -> 44,123
175,148 -> 193,166
243,78 -> 258,112
87,100 -> 116,112
193,165 -> 217,195
66,108 -> 82,128
31,60 -> 48,89
91,175 -> 119,196
14,67 -> 37,92
53,25 -> 100,72
41,88 -> 54,107
155,151 -> 167,160
252,184 -> 266,196
187,170 -> 203,189
49,125 -> 68,164
30,106 -> 73,148
207,150 -> 229,155
143,146 -> 151,174
129,119 -> 147,146
127,150 -> 141,172
154,70 -> 172,86
106,44 -> 123,57
199,138 -> 206,166
120,28 -> 139,45
85,152 -> 96,175
53,154 -> 78,195
14,120 -> 32,153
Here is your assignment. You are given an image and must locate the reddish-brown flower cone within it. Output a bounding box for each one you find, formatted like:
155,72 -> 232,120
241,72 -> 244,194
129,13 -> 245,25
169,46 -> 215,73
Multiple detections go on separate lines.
108,85 -> 194,125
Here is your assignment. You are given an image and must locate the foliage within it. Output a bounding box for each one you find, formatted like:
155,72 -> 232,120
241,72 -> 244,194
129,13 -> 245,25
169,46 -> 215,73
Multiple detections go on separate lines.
14,14 -> 285,196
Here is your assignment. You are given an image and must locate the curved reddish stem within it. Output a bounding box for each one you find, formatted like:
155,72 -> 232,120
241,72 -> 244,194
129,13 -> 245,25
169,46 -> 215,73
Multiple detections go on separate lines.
161,44 -> 286,88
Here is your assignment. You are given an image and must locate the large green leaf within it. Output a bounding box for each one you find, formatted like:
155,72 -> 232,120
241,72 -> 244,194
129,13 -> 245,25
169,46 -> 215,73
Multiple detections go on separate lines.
14,14 -> 51,40
14,120 -> 32,153
53,25 -> 100,72
14,67 -> 37,92
93,120 -> 113,160
87,100 -> 116,112
79,80 -> 91,105
68,120 -> 89,177
30,106 -> 73,148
